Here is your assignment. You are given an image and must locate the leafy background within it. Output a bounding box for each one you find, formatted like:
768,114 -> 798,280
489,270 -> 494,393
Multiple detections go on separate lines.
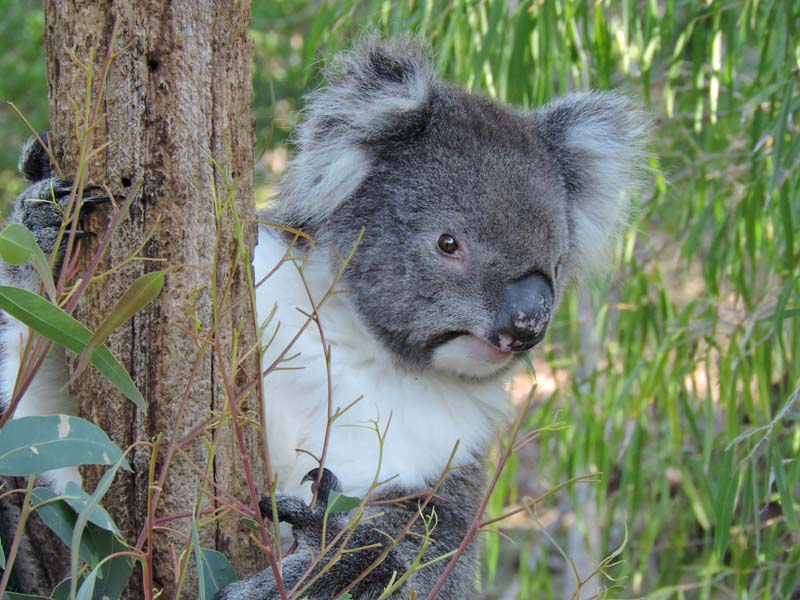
0,0 -> 798,598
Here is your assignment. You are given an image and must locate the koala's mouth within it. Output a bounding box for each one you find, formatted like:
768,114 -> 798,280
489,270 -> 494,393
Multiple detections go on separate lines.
428,331 -> 513,363
460,335 -> 513,363
426,331 -> 469,349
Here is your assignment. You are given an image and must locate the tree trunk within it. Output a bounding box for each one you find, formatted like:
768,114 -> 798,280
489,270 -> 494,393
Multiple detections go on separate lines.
15,2 -> 265,597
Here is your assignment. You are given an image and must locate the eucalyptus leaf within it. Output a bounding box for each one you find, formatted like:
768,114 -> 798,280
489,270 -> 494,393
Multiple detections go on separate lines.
325,491 -> 362,514
50,576 -> 79,600
193,518 -> 236,599
73,544 -> 133,600
0,223 -> 35,265
73,564 -> 98,600
32,487 -> 133,600
71,271 -> 164,385
0,224 -> 56,300
0,415 -> 130,476
28,237 -> 57,301
63,481 -> 122,537
0,286 -> 144,410
81,534 -> 133,600
197,547 -> 237,599
70,453 -> 133,600
33,487 -> 100,565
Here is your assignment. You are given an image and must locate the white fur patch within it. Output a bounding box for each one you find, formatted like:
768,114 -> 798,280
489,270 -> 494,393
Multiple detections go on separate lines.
254,229 -> 513,498
0,317 -> 79,492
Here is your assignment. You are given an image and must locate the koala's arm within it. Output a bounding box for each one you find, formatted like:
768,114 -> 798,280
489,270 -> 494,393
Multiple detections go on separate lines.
217,466 -> 483,600
0,136 -> 108,490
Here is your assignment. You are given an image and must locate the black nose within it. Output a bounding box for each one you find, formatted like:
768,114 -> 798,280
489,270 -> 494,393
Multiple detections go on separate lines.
491,273 -> 553,351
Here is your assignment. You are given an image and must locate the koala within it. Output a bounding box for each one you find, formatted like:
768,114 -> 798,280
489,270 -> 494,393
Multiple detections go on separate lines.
0,37 -> 645,600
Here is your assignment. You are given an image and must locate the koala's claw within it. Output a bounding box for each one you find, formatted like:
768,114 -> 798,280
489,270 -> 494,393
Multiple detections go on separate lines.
11,179 -> 109,258
258,469 -> 349,551
302,467 -> 343,506
79,192 -> 112,209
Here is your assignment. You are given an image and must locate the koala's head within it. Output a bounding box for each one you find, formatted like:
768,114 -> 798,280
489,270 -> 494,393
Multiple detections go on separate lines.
274,36 -> 647,379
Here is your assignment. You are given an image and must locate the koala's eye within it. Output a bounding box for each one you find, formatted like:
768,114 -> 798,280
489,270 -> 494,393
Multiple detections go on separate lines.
437,234 -> 459,255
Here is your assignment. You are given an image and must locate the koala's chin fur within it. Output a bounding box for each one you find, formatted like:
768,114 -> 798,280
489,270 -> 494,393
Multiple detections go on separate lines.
0,35 -> 646,599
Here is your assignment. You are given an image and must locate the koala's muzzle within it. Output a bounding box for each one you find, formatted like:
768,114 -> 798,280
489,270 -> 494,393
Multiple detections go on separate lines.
492,273 -> 553,352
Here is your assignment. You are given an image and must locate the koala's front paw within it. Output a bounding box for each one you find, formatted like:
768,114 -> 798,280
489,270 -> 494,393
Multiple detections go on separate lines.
9,135 -> 110,258
259,468 -> 347,552
11,179 -> 109,258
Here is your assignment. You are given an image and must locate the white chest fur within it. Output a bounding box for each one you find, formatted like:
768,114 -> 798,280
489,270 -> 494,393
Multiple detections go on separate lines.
253,230 -> 514,498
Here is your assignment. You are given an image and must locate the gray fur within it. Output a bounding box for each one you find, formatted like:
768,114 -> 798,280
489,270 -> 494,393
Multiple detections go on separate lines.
217,465 -> 482,600
0,141 -> 107,291
17,134 -> 52,184
1,136 -> 72,291
275,35 -> 435,234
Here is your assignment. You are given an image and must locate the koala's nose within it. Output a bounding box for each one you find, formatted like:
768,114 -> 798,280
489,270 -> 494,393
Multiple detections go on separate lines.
491,273 -> 553,351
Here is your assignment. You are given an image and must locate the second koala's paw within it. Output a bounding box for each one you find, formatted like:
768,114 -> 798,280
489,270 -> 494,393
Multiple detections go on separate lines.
12,179 -> 109,257
10,134 -> 110,258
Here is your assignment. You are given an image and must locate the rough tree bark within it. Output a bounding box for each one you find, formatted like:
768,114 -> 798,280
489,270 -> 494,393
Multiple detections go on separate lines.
7,2 -> 265,597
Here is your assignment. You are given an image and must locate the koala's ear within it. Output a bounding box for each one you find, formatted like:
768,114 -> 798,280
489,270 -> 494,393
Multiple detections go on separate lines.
18,133 -> 53,183
276,35 -> 435,233
537,92 -> 648,278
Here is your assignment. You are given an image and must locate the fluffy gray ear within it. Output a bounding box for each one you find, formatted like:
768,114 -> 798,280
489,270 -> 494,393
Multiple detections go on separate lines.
538,92 -> 648,278
276,35 -> 435,232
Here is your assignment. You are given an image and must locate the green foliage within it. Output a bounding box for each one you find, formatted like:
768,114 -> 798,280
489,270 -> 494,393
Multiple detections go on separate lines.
325,491 -> 362,514
192,515 -> 237,599
60,482 -> 122,537
32,487 -> 132,600
0,223 -> 55,299
0,285 -> 144,409
0,416 -> 129,476
0,5 -> 47,211
0,224 -> 36,266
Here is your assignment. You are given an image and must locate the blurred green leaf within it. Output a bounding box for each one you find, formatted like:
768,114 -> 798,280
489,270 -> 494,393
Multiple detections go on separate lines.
0,223 -> 34,264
